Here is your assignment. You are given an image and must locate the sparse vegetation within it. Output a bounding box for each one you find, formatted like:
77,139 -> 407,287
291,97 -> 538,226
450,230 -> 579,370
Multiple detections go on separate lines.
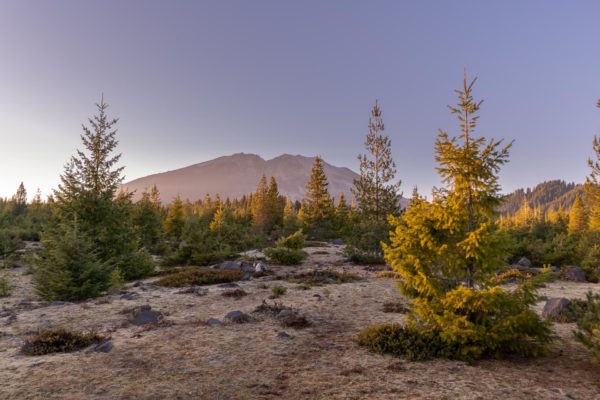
21,328 -> 107,356
0,274 -> 10,297
271,284 -> 287,297
155,268 -> 244,287
574,291 -> 600,363
284,269 -> 360,286
221,288 -> 248,298
264,247 -> 307,265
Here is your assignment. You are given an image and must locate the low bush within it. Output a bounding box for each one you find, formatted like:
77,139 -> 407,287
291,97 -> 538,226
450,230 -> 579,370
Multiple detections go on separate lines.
276,230 -> 306,250
361,285 -> 554,362
155,268 -> 244,287
264,247 -> 307,265
574,291 -> 600,363
21,328 -> 107,356
358,324 -> 445,361
271,284 -> 287,297
285,269 -> 360,286
344,246 -> 385,265
278,312 -> 310,329
221,288 -> 247,298
253,300 -> 288,316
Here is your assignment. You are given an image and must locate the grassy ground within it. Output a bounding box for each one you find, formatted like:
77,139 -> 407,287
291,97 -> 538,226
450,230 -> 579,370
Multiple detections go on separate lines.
0,245 -> 599,399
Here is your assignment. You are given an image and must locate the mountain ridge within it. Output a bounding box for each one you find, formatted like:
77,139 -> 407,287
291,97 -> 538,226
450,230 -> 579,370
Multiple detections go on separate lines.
122,153 -> 360,203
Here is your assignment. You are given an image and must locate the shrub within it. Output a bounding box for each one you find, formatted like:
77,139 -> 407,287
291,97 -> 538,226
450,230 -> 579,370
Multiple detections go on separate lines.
119,249 -> 155,280
0,274 -> 10,297
370,285 -> 553,362
21,328 -> 107,356
253,300 -> 288,316
276,230 -> 306,250
358,324 -> 444,361
285,269 -> 360,286
35,227 -> 111,301
264,247 -> 307,265
344,246 -> 386,265
155,267 -> 244,287
574,291 -> 600,363
271,284 -> 287,297
108,268 -> 126,291
221,288 -> 247,298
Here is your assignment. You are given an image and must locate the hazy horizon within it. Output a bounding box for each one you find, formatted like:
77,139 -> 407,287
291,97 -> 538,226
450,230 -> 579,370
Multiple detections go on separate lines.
1,1 -> 599,200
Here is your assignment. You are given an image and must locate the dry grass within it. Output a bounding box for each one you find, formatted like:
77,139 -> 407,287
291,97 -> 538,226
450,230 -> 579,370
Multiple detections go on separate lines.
0,246 -> 599,399
154,267 -> 244,287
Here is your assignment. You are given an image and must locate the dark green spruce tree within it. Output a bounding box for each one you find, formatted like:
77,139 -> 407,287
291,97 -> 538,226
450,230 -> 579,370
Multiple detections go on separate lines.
35,97 -> 154,300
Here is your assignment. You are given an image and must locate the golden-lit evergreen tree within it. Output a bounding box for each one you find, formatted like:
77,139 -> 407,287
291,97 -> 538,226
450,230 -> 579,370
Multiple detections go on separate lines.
568,194 -> 588,235
301,157 -> 334,238
383,74 -> 551,360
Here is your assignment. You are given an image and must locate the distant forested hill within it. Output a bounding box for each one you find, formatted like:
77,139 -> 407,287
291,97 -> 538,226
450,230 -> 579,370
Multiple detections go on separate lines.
499,180 -> 583,216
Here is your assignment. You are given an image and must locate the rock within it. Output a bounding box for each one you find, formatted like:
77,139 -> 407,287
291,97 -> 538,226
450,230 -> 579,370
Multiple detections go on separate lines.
254,262 -> 267,273
516,257 -> 532,268
561,266 -> 587,282
218,282 -> 240,288
276,309 -> 293,319
331,239 -> 344,246
241,273 -> 252,281
212,261 -> 243,270
130,305 -> 163,326
225,310 -> 249,323
132,281 -> 143,287
109,289 -> 127,296
93,341 -> 113,353
0,310 -> 14,318
542,298 -> 572,320
277,331 -> 292,339
120,292 -> 140,301
206,318 -> 221,327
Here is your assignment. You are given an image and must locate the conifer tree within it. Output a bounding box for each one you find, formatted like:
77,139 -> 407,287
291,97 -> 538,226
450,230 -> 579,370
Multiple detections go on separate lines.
11,182 -> 28,216
251,174 -> 271,235
568,194 -> 588,235
352,100 -> 401,221
37,97 -> 154,300
586,103 -> 600,230
164,195 -> 185,245
283,196 -> 299,234
133,190 -> 164,253
383,74 -> 550,360
303,156 -> 334,238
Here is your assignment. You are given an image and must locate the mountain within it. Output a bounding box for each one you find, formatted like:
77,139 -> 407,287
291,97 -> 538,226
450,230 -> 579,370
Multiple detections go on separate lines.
122,153 -> 360,203
499,180 -> 583,216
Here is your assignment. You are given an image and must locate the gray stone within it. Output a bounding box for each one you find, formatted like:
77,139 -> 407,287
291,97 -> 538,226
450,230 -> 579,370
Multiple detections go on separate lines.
206,318 -> 221,327
331,239 -> 344,246
218,282 -> 240,288
120,292 -> 140,301
130,306 -> 163,326
276,309 -> 293,319
277,331 -> 292,339
175,287 -> 208,296
94,341 -> 113,353
212,261 -> 243,270
225,310 -> 249,323
542,298 -> 572,320
562,266 -> 587,282
516,257 -> 532,268
254,262 -> 267,273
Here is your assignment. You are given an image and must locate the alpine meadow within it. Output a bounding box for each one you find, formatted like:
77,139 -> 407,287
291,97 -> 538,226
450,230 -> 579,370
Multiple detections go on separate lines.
1,2 -> 600,399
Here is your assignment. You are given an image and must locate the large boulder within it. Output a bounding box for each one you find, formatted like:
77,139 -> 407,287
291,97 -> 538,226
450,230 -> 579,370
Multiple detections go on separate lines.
561,266 -> 587,282
542,298 -> 572,320
130,305 -> 164,326
211,261 -> 255,273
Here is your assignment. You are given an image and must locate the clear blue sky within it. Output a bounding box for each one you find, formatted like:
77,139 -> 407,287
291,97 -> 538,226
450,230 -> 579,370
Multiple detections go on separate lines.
1,1 -> 599,199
